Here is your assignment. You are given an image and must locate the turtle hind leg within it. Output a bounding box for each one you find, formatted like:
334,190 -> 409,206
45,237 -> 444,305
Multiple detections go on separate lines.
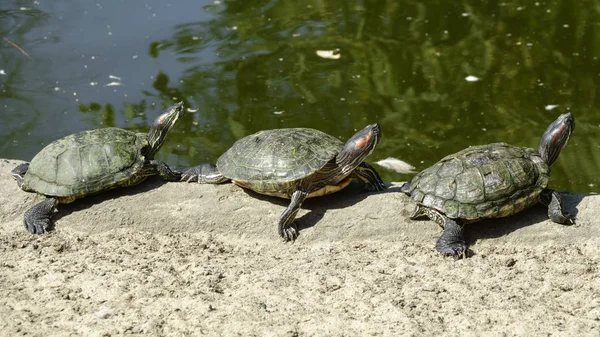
352,162 -> 386,192
278,190 -> 308,242
11,163 -> 30,188
181,164 -> 229,184
24,198 -> 58,234
540,189 -> 575,225
435,217 -> 467,257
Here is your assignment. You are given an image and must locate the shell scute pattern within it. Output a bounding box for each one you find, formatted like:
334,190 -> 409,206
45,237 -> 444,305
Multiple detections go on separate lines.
23,128 -> 146,197
217,128 -> 343,185
410,142 -> 548,221
454,168 -> 485,205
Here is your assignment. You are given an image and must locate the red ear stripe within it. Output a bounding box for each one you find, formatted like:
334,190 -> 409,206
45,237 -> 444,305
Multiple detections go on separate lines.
552,124 -> 566,143
354,131 -> 373,150
157,114 -> 170,124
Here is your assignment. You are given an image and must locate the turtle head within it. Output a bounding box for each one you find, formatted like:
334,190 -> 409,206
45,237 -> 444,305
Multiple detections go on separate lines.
144,102 -> 185,159
539,112 -> 575,166
336,123 -> 381,171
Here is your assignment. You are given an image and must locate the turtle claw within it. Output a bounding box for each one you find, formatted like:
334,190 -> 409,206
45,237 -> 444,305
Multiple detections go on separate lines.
435,218 -> 468,258
23,198 -> 57,234
561,212 -> 576,226
180,167 -> 202,182
180,164 -> 227,184
280,224 -> 298,242
436,241 -> 468,258
24,216 -> 51,235
11,163 -> 29,188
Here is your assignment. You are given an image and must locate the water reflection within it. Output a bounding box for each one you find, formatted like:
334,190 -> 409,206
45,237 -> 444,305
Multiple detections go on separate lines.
0,0 -> 598,192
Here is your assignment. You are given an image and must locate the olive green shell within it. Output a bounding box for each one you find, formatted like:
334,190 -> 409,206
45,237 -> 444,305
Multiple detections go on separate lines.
217,128 -> 343,193
405,142 -> 549,221
22,128 -> 148,198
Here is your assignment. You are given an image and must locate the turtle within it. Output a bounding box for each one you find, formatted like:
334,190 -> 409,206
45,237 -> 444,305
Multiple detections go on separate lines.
181,123 -> 385,241
11,102 -> 186,234
401,112 -> 575,257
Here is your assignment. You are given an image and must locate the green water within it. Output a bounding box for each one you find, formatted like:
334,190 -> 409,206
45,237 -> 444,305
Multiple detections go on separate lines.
1,1 -> 599,192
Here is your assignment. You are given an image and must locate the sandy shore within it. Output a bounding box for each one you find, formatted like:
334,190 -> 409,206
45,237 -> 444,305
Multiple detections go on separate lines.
0,158 -> 598,336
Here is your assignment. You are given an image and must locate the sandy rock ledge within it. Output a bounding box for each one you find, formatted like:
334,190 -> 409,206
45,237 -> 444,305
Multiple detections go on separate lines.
0,159 -> 598,336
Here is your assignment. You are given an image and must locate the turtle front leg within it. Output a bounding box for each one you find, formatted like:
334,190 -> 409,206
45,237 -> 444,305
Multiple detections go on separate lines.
11,163 -> 30,188
352,162 -> 386,192
24,198 -> 58,234
540,189 -> 575,225
279,190 -> 308,242
435,217 -> 467,257
181,164 -> 229,184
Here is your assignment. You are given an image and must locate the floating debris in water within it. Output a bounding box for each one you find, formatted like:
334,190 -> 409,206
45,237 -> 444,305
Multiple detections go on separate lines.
273,111 -> 284,115
375,157 -> 416,174
545,105 -> 559,110
104,75 -> 123,87
316,50 -> 341,60
0,70 -> 5,75
465,75 -> 480,82
187,107 -> 199,113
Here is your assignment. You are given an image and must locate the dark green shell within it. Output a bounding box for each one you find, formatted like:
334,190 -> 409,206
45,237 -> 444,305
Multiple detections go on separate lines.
406,142 -> 550,221
22,128 -> 147,197
217,128 -> 343,191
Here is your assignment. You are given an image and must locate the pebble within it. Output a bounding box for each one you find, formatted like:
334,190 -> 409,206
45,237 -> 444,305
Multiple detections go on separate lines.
94,306 -> 113,319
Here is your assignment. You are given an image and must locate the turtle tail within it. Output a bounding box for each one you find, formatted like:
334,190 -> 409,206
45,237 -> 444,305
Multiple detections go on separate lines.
400,182 -> 411,194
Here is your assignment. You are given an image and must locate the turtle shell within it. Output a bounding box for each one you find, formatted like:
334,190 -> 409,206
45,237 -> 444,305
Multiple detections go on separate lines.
22,128 -> 147,198
406,142 -> 549,221
217,128 -> 343,193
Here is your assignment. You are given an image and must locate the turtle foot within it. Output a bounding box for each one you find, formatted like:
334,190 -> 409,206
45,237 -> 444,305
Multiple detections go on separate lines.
180,166 -> 201,182
180,164 -> 227,184
435,240 -> 468,258
11,163 -> 30,188
554,212 -> 576,226
542,189 -> 576,225
435,217 -> 467,258
151,160 -> 182,182
11,162 -> 30,176
24,198 -> 57,234
279,224 -> 298,242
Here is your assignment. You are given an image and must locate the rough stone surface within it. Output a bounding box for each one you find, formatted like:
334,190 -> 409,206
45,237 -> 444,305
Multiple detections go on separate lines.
1,159 -> 598,336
